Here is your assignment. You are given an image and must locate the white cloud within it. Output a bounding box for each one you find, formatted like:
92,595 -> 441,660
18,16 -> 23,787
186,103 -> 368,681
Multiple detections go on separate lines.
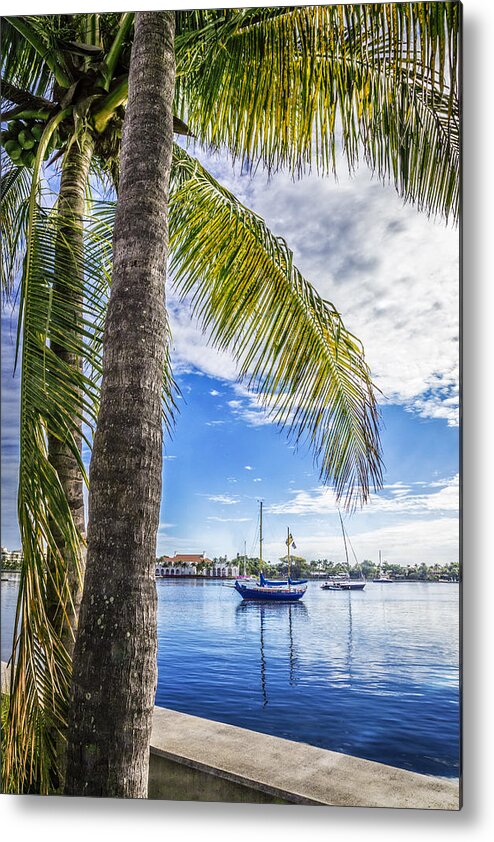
157,522 -> 177,532
209,389 -> 221,396
229,383 -> 279,427
207,516 -> 252,523
157,536 -> 209,555
168,144 -> 460,428
262,477 -> 459,565
258,177 -> 458,424
207,494 -> 239,505
167,298 -> 238,381
184,145 -> 459,427
221,386 -> 275,427
232,405 -> 273,427
263,517 -> 459,566
244,465 -> 253,471
268,475 -> 459,518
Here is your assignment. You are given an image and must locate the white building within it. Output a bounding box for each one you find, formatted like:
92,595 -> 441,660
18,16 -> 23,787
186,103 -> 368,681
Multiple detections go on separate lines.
1,547 -> 23,567
155,553 -> 239,578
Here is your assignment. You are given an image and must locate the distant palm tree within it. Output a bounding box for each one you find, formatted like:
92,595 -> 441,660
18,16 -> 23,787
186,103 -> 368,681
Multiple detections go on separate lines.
1,4 -> 460,794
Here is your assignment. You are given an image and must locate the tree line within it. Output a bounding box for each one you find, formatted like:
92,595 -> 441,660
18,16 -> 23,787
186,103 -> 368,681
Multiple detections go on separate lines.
3,551 -> 460,584
237,556 -> 459,581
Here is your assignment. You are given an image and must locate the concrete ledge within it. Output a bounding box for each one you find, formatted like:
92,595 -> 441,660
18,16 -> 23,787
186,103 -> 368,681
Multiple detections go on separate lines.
150,706 -> 460,809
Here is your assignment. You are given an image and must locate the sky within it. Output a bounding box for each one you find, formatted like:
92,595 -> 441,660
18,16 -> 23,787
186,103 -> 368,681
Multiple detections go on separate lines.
155,142 -> 459,567
1,6 -> 460,569
1,139 -> 459,567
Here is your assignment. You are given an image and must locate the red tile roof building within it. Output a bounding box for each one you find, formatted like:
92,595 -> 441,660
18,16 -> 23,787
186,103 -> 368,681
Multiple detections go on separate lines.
155,552 -> 239,579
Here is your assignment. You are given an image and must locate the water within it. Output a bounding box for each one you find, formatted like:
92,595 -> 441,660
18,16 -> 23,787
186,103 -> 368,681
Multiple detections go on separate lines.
1,576 -> 460,778
1,574 -> 20,662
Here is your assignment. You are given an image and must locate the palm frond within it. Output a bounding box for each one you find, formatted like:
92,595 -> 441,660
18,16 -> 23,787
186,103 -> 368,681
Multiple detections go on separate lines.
102,12 -> 134,88
0,79 -> 55,117
1,16 -> 75,96
175,2 -> 460,221
169,145 -> 383,507
2,197 -> 108,793
0,159 -> 32,301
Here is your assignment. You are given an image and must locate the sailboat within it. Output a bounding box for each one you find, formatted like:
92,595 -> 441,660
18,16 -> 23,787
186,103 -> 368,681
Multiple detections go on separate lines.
235,540 -> 256,582
321,513 -> 366,591
373,550 -> 392,582
234,503 -> 307,601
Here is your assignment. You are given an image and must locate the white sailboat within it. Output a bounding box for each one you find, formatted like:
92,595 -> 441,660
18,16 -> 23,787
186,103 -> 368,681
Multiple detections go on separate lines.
373,550 -> 392,582
321,513 -> 366,591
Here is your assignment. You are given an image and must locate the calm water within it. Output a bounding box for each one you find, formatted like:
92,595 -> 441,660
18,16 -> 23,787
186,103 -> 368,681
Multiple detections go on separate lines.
1,576 -> 460,777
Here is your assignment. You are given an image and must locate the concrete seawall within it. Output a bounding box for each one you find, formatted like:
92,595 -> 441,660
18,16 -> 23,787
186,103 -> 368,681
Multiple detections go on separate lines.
1,660 -> 460,808
149,705 -> 460,808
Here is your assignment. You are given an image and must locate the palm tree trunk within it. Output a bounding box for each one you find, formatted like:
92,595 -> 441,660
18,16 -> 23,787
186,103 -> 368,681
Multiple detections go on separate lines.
45,132 -> 93,792
46,132 -> 94,656
65,11 -> 175,798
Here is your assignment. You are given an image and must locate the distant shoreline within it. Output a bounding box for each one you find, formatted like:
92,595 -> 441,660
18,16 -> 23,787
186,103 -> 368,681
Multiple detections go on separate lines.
1,569 -> 459,583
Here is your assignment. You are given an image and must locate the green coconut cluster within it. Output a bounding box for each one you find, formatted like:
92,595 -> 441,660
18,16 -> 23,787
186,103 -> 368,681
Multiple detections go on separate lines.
1,116 -> 58,167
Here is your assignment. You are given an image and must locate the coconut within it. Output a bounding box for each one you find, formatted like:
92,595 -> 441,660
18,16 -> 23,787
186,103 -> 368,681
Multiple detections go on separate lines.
31,123 -> 44,141
21,149 -> 36,167
8,144 -> 23,161
4,140 -> 19,155
18,130 -> 35,150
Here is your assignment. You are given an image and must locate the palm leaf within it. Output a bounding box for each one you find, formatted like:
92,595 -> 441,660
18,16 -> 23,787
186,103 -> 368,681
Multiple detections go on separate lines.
0,160 -> 32,301
2,196 -> 108,793
175,3 -> 460,221
1,16 -> 75,95
169,145 -> 383,507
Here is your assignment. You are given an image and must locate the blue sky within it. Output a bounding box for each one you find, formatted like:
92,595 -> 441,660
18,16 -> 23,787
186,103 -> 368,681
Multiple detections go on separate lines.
1,99 -> 459,571
152,371 -> 459,565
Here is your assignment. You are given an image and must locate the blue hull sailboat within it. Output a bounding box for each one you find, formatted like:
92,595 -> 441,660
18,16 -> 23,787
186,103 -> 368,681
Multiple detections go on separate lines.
234,573 -> 307,602
234,503 -> 307,602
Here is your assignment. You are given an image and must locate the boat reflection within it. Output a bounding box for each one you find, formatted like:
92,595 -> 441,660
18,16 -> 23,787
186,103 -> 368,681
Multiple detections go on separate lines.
347,589 -> 354,678
235,600 -> 308,706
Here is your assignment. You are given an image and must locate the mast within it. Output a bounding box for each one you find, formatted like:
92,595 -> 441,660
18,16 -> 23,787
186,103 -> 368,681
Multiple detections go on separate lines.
287,526 -> 291,587
243,540 -> 247,577
339,511 -> 350,572
259,500 -> 263,575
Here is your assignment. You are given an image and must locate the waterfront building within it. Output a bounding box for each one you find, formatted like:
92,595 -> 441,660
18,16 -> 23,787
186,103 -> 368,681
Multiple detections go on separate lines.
155,552 -> 239,579
1,547 -> 23,568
